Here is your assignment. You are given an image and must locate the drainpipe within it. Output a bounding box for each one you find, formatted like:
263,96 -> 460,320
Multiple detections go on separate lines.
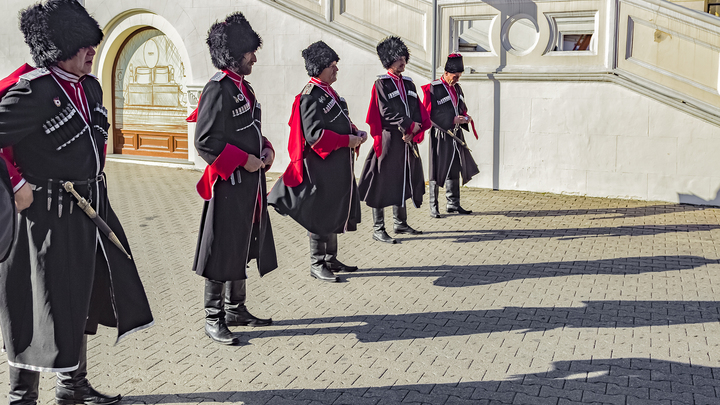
431,0 -> 438,79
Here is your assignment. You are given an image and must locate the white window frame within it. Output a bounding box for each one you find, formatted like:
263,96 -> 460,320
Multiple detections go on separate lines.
544,11 -> 599,55
450,15 -> 497,56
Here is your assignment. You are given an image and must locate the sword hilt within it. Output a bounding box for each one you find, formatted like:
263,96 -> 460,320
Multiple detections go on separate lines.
63,182 -> 96,218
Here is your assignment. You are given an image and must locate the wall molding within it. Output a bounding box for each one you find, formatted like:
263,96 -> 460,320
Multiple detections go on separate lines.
258,0 -> 433,76
260,0 -> 720,128
464,70 -> 720,127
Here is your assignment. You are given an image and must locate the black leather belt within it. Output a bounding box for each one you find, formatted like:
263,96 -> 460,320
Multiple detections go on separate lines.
23,173 -> 105,217
24,173 -> 105,186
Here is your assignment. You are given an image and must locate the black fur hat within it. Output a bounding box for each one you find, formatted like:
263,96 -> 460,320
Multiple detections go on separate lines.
301,41 -> 339,77
207,12 -> 262,71
376,36 -> 410,69
19,0 -> 103,68
445,53 -> 464,73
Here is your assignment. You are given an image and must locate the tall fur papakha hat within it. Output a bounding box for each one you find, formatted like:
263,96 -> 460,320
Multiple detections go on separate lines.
19,0 -> 104,68
207,12 -> 262,71
301,41 -> 339,77
376,36 -> 410,69
445,53 -> 464,73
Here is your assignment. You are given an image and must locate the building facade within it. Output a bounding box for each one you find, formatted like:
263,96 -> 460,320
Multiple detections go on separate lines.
1,0 -> 719,205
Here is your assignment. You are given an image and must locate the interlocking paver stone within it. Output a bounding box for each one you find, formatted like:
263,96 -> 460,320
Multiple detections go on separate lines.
3,161 -> 720,404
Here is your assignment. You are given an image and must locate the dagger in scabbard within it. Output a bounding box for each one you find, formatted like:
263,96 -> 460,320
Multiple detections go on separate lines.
63,182 -> 132,260
430,122 -> 472,152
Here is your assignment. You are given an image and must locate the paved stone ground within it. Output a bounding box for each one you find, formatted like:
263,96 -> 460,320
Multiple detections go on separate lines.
3,160 -> 720,404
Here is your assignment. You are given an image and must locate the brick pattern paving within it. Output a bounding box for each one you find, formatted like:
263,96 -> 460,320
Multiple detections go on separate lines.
2,161 -> 720,404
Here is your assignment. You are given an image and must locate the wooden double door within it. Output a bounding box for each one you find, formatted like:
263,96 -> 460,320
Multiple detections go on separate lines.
113,28 -> 189,159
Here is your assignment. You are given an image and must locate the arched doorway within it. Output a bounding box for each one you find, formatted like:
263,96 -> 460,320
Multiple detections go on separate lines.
112,28 -> 188,159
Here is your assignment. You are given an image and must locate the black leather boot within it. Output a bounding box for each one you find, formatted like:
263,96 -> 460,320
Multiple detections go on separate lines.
203,279 -> 238,345
56,336 -> 121,405
446,179 -> 471,214
9,366 -> 39,405
225,279 -> 272,327
309,233 -> 338,282
325,233 -> 358,272
393,205 -> 422,234
428,181 -> 441,218
371,208 -> 396,243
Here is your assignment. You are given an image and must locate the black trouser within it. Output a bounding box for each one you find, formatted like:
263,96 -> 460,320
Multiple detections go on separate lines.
308,233 -> 338,271
372,206 -> 407,232
204,279 -> 247,323
9,336 -> 90,405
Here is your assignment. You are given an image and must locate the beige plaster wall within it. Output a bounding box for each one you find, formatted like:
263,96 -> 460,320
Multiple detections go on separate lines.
0,0 -> 719,205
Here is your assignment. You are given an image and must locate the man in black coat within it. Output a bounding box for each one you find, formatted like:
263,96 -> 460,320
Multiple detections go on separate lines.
421,54 -> 480,217
268,41 -> 367,282
0,1 -> 154,404
191,12 -> 277,346
358,37 -> 431,244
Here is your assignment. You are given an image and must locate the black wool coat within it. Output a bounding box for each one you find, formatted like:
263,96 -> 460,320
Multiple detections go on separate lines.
424,80 -> 479,186
0,69 -> 153,372
193,73 -> 278,281
0,158 -> 14,263
358,75 -> 425,209
268,81 -> 361,235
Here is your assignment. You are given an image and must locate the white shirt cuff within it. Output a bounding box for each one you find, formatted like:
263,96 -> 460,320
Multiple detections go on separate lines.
12,178 -> 26,193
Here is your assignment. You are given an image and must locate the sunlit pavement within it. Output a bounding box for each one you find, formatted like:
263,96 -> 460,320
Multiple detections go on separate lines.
4,160 -> 720,405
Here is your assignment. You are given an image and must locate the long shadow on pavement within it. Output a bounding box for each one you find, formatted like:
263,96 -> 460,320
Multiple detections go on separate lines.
236,299 -> 720,343
121,357 -> 720,404
475,203 -> 711,220
404,224 -> 720,243
347,255 -> 718,288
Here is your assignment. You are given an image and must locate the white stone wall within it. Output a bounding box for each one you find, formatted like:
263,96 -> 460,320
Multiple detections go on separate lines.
0,1 -> 35,68
0,0 -> 719,205
459,80 -> 720,204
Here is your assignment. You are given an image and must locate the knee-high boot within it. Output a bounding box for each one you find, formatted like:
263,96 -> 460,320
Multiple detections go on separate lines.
371,208 -> 395,243
56,335 -> 88,390
56,335 -> 121,405
393,205 -> 422,235
428,181 -> 441,218
325,233 -> 357,272
203,279 -> 237,345
8,366 -> 39,405
445,179 -> 471,214
309,233 -> 337,282
225,279 -> 272,326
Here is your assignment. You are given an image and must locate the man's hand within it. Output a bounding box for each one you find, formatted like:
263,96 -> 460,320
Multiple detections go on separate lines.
260,147 -> 274,169
14,182 -> 33,212
402,132 -> 414,142
243,154 -> 265,173
356,130 -> 368,142
348,135 -> 364,148
412,122 -> 422,134
453,116 -> 470,125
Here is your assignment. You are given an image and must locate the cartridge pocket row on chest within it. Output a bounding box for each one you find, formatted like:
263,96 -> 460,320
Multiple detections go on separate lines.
43,104 -> 87,151
232,96 -> 258,131
92,103 -> 109,141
